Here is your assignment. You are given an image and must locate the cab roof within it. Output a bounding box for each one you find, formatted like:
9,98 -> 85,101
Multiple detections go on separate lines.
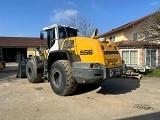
43,24 -> 77,31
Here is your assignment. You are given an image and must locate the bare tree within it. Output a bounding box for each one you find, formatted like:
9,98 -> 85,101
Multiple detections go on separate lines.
67,15 -> 96,37
138,9 -> 160,66
138,9 -> 160,42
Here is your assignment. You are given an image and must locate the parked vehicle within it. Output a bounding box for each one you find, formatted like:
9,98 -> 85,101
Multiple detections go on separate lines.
17,24 -> 126,96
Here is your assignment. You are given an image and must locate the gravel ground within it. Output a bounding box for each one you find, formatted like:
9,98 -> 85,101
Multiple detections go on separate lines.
0,63 -> 160,120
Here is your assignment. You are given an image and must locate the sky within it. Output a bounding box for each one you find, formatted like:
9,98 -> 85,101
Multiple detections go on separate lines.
0,0 -> 160,37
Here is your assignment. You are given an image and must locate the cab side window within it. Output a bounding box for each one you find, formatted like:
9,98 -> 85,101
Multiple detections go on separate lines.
47,29 -> 56,47
50,29 -> 55,39
59,28 -> 66,39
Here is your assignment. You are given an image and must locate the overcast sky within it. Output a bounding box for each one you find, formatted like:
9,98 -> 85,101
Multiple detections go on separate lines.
0,0 -> 159,37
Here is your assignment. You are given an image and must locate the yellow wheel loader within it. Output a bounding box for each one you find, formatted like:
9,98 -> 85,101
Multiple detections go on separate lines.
19,24 -> 126,96
0,61 -> 5,69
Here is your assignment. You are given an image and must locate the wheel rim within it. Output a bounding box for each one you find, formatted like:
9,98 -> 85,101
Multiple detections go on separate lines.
53,69 -> 62,88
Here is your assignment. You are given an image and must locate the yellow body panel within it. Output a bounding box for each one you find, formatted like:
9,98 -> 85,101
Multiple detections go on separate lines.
100,41 -> 122,68
62,37 -> 122,68
74,37 -> 105,64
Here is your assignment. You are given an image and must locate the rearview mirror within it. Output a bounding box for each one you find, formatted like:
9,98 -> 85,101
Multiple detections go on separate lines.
40,32 -> 44,40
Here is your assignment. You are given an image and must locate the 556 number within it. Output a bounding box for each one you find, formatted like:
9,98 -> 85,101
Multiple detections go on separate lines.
80,50 -> 93,55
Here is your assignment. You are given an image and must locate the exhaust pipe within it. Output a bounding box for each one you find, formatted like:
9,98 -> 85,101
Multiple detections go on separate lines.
91,29 -> 98,39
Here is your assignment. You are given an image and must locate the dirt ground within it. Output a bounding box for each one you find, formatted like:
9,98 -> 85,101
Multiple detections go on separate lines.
0,63 -> 160,120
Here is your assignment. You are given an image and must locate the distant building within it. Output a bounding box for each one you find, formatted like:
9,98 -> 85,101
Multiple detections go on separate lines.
97,13 -> 160,67
0,37 -> 47,62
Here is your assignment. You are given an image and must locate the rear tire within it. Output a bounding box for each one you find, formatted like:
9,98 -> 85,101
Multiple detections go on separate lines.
16,63 -> 26,78
49,60 -> 78,96
26,60 -> 42,83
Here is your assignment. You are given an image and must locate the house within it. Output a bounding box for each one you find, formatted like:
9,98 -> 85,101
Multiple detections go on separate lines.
116,40 -> 160,67
0,37 -> 47,62
96,13 -> 160,67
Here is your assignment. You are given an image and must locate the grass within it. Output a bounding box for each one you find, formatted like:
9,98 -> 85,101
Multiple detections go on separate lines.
142,69 -> 160,77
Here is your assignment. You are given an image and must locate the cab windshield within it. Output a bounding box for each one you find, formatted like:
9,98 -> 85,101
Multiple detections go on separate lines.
58,27 -> 77,39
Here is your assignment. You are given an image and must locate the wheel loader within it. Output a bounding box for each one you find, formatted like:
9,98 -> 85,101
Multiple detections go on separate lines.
0,61 -> 5,69
17,24 -> 126,96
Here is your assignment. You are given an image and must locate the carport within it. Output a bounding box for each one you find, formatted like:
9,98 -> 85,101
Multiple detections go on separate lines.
2,48 -> 27,62
0,36 -> 47,62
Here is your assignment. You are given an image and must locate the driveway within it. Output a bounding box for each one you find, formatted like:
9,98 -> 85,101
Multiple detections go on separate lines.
0,63 -> 160,120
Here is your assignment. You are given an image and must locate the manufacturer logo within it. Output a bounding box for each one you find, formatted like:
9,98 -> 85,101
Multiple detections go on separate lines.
104,51 -> 118,55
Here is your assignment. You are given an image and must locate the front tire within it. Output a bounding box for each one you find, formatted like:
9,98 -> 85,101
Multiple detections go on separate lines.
26,60 -> 42,83
49,60 -> 78,96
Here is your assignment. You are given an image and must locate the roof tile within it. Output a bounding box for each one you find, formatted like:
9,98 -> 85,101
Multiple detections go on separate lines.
96,12 -> 154,38
0,37 -> 47,47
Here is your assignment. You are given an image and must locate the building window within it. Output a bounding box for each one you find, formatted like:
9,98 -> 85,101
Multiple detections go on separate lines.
122,50 -> 138,65
109,35 -> 115,41
145,49 -> 157,67
132,32 -> 138,40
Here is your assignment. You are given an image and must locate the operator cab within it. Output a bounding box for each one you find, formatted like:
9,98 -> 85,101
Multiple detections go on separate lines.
40,24 -> 78,52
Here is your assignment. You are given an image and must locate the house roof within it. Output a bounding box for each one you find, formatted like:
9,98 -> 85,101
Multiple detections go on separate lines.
115,40 -> 160,48
0,36 -> 47,47
96,13 -> 154,38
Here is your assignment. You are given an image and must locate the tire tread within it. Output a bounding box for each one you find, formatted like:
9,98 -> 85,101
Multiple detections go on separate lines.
50,60 -> 77,96
58,60 -> 77,96
26,60 -> 42,83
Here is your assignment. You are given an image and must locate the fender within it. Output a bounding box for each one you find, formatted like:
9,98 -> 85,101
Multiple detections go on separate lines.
47,50 -> 74,71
